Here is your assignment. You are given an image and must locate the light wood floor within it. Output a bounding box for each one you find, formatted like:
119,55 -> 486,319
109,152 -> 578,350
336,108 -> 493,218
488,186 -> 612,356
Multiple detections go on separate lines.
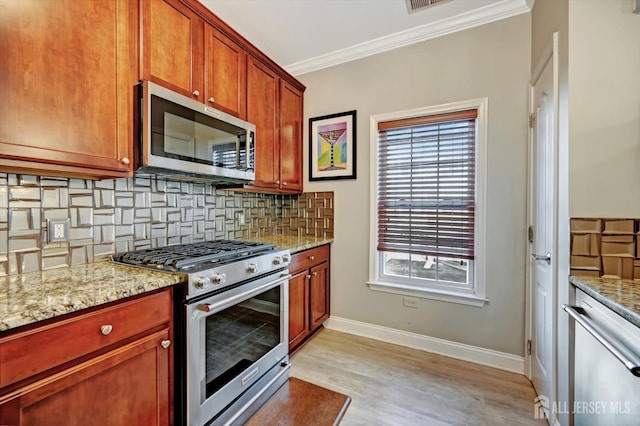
290,329 -> 546,426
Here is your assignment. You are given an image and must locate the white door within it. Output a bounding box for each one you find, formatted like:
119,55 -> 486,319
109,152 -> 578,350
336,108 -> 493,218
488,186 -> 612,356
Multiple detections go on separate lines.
530,54 -> 556,423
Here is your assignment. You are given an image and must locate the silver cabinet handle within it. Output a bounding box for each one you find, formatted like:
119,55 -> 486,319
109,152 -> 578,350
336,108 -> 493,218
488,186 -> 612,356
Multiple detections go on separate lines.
306,274 -> 311,279
563,304 -> 640,377
208,97 -> 214,103
531,252 -> 551,265
192,90 -> 200,97
312,271 -> 318,276
120,157 -> 130,165
308,255 -> 315,261
161,340 -> 171,349
100,325 -> 113,335
283,182 -> 287,186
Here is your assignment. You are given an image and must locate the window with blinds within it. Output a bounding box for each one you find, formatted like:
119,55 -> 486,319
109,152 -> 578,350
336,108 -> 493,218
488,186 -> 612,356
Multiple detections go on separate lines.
376,109 -> 477,288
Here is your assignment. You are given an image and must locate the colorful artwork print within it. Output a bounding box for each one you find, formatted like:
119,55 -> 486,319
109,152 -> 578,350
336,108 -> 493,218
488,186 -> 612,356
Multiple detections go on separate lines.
317,122 -> 347,171
308,110 -> 357,181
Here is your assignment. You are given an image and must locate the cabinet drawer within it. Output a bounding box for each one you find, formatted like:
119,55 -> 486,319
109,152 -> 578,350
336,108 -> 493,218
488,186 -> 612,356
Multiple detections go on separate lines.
289,245 -> 329,274
0,289 -> 171,388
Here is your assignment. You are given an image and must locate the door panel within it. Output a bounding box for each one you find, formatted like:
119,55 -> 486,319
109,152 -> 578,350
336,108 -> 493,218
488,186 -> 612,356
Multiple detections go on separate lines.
279,81 -> 303,191
142,0 -> 203,99
247,58 -> 279,189
204,25 -> 246,118
309,262 -> 329,330
0,330 -> 170,426
530,55 -> 555,422
288,271 -> 309,350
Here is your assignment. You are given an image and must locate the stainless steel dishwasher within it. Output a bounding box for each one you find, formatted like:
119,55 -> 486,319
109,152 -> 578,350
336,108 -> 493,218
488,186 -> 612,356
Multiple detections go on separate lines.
564,289 -> 640,426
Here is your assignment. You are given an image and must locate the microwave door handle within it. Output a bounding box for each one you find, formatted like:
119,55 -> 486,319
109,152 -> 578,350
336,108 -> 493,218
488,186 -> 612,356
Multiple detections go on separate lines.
236,138 -> 241,169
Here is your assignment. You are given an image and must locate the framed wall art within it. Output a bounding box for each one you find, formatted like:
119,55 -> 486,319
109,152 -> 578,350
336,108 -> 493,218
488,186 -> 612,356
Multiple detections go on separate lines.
308,110 -> 357,181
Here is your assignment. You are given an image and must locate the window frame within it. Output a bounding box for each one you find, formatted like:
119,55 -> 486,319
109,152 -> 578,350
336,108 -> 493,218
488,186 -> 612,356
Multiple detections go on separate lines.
368,98 -> 488,308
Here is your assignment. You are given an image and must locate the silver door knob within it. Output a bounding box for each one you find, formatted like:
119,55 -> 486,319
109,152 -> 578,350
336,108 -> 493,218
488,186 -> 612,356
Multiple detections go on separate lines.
120,157 -> 130,165
208,97 -> 214,103
532,252 -> 551,265
100,325 -> 113,335
161,340 -> 171,349
193,90 -> 200,97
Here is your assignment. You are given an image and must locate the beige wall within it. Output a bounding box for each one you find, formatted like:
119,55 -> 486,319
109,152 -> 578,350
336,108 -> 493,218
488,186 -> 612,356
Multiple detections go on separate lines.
569,0 -> 640,216
300,14 -> 531,356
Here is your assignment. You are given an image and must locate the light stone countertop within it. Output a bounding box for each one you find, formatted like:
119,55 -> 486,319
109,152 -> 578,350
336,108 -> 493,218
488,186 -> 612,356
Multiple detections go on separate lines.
0,236 -> 331,334
245,235 -> 333,253
569,275 -> 640,329
0,262 -> 184,333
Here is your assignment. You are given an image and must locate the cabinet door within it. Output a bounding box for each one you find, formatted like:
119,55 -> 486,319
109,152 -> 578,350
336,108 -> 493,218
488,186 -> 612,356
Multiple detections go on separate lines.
204,25 -> 247,119
279,81 -> 303,192
0,0 -> 136,178
247,57 -> 279,189
288,270 -> 310,351
141,0 -> 204,100
0,330 -> 171,426
309,261 -> 330,331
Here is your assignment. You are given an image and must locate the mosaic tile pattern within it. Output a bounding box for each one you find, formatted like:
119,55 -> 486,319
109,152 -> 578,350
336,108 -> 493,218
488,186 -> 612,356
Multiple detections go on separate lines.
0,173 -> 333,276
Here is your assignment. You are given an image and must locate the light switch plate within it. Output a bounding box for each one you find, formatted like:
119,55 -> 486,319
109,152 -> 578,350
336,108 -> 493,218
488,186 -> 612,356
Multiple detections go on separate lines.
48,219 -> 70,242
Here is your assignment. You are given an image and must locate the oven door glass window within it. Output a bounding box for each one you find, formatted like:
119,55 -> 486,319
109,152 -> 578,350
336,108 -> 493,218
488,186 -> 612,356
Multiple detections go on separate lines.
204,286 -> 281,398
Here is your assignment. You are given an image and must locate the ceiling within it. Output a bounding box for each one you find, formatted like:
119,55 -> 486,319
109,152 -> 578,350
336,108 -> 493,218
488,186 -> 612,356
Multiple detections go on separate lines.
199,0 -> 532,76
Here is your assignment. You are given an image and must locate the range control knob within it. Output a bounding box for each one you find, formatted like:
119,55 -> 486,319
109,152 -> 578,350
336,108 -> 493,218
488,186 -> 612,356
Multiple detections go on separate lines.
272,256 -> 282,265
247,263 -> 258,273
282,253 -> 291,263
195,276 -> 211,289
211,273 -> 227,285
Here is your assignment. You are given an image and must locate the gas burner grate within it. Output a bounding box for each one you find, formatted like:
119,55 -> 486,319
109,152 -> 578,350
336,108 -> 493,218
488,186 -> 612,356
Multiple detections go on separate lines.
113,240 -> 275,271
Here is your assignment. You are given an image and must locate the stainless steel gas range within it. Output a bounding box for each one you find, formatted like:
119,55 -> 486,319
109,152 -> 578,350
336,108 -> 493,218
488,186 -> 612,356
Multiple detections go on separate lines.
113,240 -> 291,426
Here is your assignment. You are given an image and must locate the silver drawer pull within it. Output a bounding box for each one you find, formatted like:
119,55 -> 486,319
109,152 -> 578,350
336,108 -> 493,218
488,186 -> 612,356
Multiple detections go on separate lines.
308,255 -> 315,260
563,304 -> 640,377
161,340 -> 171,349
100,325 -> 113,336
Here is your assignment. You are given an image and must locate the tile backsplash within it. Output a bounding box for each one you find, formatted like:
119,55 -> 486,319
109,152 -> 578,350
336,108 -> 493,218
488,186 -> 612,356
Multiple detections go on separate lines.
0,173 -> 333,276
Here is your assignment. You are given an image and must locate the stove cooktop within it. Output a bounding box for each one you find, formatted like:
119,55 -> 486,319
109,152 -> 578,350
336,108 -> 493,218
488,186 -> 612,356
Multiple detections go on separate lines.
112,240 -> 276,272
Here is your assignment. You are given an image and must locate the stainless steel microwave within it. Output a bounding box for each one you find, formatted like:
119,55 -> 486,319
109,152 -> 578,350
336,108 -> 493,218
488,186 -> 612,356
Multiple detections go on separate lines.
136,81 -> 256,184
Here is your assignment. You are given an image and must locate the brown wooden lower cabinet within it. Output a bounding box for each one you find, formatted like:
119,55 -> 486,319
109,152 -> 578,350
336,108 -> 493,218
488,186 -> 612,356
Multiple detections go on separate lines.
288,245 -> 330,353
0,288 -> 174,426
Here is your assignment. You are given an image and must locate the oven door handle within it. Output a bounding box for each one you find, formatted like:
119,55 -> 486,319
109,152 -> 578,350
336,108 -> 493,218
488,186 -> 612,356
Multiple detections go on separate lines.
196,273 -> 291,316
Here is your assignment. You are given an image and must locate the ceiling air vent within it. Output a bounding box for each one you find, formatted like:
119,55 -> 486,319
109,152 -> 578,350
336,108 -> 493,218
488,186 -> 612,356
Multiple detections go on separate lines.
405,0 -> 452,14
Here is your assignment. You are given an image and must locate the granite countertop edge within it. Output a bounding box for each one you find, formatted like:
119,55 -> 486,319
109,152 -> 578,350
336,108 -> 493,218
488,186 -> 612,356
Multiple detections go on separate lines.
569,275 -> 640,329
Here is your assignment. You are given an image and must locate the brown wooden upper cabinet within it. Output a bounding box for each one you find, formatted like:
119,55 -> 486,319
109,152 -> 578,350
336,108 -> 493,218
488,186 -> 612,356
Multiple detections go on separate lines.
141,0 -> 247,118
247,59 -> 304,193
141,0 -> 204,101
0,0 -> 137,179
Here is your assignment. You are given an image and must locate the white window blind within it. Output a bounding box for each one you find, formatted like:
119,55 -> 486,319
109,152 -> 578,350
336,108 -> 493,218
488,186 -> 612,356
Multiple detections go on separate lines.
377,109 -> 477,260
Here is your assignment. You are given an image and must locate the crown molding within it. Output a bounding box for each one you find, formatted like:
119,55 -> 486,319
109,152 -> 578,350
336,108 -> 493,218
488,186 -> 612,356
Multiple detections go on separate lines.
285,0 -> 531,76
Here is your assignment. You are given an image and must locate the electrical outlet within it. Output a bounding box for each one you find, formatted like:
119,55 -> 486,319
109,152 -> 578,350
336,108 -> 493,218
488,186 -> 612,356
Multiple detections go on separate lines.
403,296 -> 418,309
48,219 -> 69,243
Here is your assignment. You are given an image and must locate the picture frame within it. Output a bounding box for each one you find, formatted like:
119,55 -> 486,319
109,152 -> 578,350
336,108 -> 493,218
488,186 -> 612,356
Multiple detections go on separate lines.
308,110 -> 357,181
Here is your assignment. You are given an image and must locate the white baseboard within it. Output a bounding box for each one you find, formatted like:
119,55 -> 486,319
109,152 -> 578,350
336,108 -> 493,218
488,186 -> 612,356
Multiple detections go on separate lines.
324,316 -> 524,374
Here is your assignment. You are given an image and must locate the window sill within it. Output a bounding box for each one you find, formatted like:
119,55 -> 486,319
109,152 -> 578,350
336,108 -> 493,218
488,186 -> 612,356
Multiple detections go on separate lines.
367,280 -> 488,308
